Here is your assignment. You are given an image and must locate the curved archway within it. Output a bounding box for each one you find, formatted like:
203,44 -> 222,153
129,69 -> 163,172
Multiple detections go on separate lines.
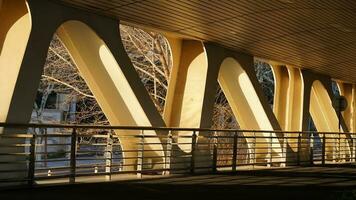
55,20 -> 164,170
218,57 -> 283,163
0,0 -> 32,183
310,80 -> 350,161
0,0 -> 31,123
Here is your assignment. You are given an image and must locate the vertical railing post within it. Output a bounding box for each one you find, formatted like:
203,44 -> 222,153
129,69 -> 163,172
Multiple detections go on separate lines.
164,131 -> 173,175
232,131 -> 238,172
105,131 -> 113,180
253,132 -> 256,168
212,131 -> 218,173
297,132 -> 301,166
351,137 -> 354,163
309,133 -> 313,166
268,132 -> 273,167
322,133 -> 326,165
281,133 -> 287,167
190,131 -> 197,174
70,128 -> 77,183
333,136 -> 337,163
28,134 -> 36,186
137,130 -> 144,178
353,137 -> 356,162
338,132 -> 341,162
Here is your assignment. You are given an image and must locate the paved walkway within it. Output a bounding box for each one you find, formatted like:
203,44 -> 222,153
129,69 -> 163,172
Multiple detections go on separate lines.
2,166 -> 356,200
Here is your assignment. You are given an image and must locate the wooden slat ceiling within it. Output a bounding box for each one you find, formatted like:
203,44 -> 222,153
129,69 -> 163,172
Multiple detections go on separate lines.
58,0 -> 356,82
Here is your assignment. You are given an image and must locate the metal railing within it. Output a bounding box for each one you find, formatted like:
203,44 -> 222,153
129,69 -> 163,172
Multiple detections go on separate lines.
0,123 -> 355,187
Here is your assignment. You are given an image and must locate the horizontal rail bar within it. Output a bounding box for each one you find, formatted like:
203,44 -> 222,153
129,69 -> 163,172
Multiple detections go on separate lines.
1,122 -> 354,134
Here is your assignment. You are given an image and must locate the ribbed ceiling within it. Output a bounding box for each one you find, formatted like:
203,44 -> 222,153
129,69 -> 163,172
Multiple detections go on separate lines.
58,0 -> 356,82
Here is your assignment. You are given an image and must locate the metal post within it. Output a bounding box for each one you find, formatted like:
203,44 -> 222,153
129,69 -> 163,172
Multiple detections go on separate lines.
212,132 -> 218,173
333,136 -> 337,163
268,132 -> 273,167
28,134 -> 36,186
297,132 -> 301,165
281,133 -> 287,167
253,132 -> 256,168
70,128 -> 77,183
322,133 -> 326,165
309,133 -> 313,166
164,131 -> 172,175
353,137 -> 356,162
338,132 -> 341,162
351,137 -> 354,162
190,131 -> 197,174
105,131 -> 113,180
232,131 -> 238,172
137,130 -> 144,178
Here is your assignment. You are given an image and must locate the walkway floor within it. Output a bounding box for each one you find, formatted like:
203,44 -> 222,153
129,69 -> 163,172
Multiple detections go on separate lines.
2,165 -> 356,200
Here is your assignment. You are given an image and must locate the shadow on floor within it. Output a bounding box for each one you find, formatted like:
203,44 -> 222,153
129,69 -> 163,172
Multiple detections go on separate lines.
2,166 -> 356,200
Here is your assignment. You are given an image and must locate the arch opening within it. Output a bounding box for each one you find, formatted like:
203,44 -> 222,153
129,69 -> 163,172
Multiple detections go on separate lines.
331,80 -> 340,97
254,61 -> 275,107
31,20 -> 165,172
31,33 -> 125,174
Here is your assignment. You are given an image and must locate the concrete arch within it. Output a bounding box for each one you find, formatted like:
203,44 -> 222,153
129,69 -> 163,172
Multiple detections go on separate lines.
163,39 -> 209,152
310,80 -> 339,132
55,21 -> 165,170
271,65 -> 304,155
0,0 -> 31,124
1,0 -> 168,171
218,57 -> 282,163
310,80 -> 351,161
271,67 -> 351,163
336,82 -> 356,132
0,0 -> 32,183
271,65 -> 304,132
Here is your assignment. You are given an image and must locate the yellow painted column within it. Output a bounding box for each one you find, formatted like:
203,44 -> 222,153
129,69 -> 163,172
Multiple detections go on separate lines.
271,65 -> 289,130
163,39 -> 214,171
271,65 -> 305,164
0,0 -> 31,123
0,0 -> 32,186
164,39 -> 208,151
162,36 -> 182,124
337,82 -> 354,161
338,82 -> 355,131
218,58 -> 282,163
272,65 -> 304,132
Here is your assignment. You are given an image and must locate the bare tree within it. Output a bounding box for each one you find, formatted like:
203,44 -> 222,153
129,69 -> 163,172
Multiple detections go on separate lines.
255,61 -> 275,105
120,25 -> 171,113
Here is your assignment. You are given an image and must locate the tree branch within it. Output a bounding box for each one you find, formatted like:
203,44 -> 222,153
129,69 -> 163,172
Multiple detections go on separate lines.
41,75 -> 95,99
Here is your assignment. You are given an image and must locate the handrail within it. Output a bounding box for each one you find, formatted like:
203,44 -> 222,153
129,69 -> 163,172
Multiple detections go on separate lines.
0,122 -> 354,189
0,122 -> 351,134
